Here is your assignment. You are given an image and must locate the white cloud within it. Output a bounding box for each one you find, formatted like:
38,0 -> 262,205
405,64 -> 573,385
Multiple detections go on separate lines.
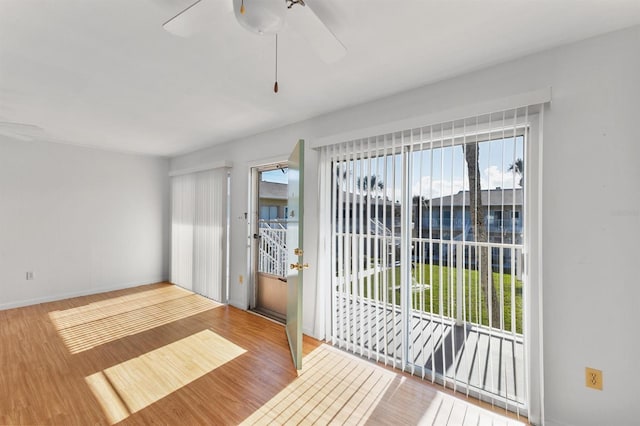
410,166 -> 521,200
482,165 -> 521,189
411,176 -> 467,199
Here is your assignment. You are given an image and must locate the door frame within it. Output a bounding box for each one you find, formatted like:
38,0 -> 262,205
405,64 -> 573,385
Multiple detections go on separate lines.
319,110 -> 545,418
247,156 -> 289,312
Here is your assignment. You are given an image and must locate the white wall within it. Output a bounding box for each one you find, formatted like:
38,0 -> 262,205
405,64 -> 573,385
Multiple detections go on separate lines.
0,136 -> 170,309
171,25 -> 640,426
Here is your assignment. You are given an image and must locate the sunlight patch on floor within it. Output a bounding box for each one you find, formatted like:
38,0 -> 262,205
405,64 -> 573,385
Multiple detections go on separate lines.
49,285 -> 221,353
418,391 -> 527,426
242,344 -> 527,426
86,329 -> 246,425
241,344 -> 395,425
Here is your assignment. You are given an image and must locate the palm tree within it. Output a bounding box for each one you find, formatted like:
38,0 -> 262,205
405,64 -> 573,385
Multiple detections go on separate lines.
335,168 -> 384,198
412,195 -> 428,207
508,158 -> 524,187
464,143 -> 501,328
356,175 -> 384,195
335,164 -> 347,186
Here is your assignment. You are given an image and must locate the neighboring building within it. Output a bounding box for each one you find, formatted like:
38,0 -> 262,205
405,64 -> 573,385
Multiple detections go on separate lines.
420,188 -> 523,244
333,187 -> 523,244
259,181 -> 288,221
333,187 -> 524,269
335,193 -> 400,235
412,188 -> 523,271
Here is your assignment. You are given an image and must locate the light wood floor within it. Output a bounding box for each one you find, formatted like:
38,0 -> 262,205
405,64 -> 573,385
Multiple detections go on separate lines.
0,283 -> 528,425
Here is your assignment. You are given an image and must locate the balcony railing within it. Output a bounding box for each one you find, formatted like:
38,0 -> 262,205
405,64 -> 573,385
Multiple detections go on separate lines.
421,217 -> 523,234
334,234 -> 522,329
258,220 -> 287,278
332,233 -> 525,408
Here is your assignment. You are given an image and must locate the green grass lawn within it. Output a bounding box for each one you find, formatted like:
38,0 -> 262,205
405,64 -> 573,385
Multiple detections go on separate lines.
346,263 -> 523,334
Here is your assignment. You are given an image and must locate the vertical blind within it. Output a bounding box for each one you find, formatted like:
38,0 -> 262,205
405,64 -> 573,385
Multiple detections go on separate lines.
318,105 -> 543,416
171,167 -> 229,302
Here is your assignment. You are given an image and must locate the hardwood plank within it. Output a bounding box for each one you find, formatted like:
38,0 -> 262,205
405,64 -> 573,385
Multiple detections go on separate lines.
0,282 -> 527,425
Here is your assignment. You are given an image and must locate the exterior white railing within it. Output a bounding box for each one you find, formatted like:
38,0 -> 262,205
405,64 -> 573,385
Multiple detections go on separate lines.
333,234 -> 523,332
258,220 -> 287,278
332,233 -> 526,407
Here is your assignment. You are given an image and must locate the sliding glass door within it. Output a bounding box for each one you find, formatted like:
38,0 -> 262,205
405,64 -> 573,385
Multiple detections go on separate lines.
323,108 -> 533,414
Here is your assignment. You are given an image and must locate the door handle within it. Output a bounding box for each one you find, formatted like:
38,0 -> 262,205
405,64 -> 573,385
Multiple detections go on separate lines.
289,263 -> 309,271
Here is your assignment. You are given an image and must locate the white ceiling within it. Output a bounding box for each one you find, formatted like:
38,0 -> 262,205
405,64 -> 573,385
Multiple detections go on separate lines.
1,0 -> 639,157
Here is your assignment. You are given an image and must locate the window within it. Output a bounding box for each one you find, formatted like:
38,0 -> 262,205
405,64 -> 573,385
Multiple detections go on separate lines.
319,106 -> 538,415
259,205 -> 279,220
171,167 -> 230,302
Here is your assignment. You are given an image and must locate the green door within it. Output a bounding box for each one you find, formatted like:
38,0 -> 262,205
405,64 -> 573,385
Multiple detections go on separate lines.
286,139 -> 304,369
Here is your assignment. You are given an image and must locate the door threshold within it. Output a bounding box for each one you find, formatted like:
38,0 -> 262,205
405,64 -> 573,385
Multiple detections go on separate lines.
248,308 -> 286,325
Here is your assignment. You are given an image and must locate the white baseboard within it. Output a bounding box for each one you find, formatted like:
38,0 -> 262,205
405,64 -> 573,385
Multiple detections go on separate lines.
303,326 -> 316,339
0,277 -> 169,311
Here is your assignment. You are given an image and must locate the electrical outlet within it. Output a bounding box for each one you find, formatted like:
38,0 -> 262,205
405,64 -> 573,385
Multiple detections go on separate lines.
239,275 -> 243,284
26,272 -> 34,280
586,367 -> 603,390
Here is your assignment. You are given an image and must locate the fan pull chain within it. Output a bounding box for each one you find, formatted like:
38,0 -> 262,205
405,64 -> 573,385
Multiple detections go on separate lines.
240,0 -> 245,14
274,34 -> 279,93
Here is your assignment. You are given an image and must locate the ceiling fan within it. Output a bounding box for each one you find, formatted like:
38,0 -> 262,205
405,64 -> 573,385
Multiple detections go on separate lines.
162,0 -> 346,92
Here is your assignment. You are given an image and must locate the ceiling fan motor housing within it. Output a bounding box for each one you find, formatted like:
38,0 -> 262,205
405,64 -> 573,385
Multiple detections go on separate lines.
233,0 -> 286,35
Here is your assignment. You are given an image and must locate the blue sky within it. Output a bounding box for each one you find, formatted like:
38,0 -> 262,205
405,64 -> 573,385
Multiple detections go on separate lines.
262,136 -> 524,200
261,168 -> 288,184
409,136 -> 524,200
337,136 -> 524,202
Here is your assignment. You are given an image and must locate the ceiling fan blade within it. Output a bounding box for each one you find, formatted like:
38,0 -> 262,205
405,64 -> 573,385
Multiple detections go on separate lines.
287,1 -> 346,64
0,121 -> 47,141
162,0 -> 220,37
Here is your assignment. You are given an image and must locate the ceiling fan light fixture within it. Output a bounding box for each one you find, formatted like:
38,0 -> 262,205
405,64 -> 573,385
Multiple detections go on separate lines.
233,0 -> 285,35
